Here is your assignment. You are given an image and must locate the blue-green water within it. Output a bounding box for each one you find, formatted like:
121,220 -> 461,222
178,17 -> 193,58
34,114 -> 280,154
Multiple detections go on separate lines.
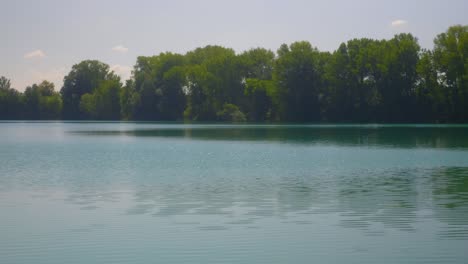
1,122 -> 468,263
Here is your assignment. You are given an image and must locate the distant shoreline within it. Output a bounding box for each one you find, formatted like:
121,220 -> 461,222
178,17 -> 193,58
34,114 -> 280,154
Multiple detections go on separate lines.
1,25 -> 467,123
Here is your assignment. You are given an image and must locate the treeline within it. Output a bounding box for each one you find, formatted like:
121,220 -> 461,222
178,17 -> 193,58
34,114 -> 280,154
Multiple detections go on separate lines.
1,25 -> 467,122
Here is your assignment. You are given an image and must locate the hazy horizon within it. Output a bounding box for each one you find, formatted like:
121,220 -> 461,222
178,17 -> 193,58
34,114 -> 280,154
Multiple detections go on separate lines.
2,0 -> 468,91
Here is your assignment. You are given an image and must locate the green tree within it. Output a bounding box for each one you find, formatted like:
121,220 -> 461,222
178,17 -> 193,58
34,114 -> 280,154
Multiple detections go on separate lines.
0,76 -> 11,91
416,50 -> 446,121
239,48 -> 276,121
79,79 -> 121,120
131,53 -> 187,120
323,39 -> 384,122
61,60 -> 119,119
120,79 -> 137,120
344,38 -> 382,121
184,46 -> 244,121
0,76 -> 23,119
273,41 -> 325,122
324,36 -> 420,123
244,78 -> 275,121
376,34 -> 420,122
323,43 -> 354,121
23,80 -> 62,119
433,25 -> 468,121
216,103 -> 246,122
184,65 -> 217,120
2,25 -> 468,123
159,66 -> 187,120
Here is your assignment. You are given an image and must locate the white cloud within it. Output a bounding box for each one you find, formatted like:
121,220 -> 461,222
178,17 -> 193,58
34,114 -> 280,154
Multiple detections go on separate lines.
24,49 -> 46,59
111,45 -> 129,53
391,20 -> 408,27
110,64 -> 132,81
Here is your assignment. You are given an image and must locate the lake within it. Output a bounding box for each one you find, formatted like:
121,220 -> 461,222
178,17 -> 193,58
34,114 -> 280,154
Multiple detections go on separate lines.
1,122 -> 468,263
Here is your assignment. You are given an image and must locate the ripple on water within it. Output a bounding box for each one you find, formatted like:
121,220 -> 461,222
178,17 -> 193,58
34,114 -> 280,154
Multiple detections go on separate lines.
2,123 -> 468,263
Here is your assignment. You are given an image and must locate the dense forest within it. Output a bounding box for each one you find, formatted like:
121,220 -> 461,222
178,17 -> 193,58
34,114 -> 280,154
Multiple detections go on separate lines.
1,25 -> 467,123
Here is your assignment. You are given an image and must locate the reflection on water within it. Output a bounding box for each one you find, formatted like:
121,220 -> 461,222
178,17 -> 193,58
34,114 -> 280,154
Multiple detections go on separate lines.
1,123 -> 468,263
431,167 -> 468,239
42,165 -> 468,240
432,167 -> 468,207
111,167 -> 466,237
72,124 -> 468,148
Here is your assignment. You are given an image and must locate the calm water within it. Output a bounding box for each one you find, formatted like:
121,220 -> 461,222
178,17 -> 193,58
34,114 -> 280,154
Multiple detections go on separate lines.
1,122 -> 468,264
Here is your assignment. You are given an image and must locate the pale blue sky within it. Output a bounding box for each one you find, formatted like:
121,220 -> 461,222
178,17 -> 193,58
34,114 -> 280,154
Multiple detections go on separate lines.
1,0 -> 467,91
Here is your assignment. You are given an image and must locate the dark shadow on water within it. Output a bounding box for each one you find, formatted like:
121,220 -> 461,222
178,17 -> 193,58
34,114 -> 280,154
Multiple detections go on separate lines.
71,125 -> 468,149
431,167 -> 468,239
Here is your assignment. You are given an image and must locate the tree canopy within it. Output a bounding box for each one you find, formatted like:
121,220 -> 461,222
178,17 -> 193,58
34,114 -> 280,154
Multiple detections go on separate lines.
1,25 -> 468,123
61,60 -> 119,119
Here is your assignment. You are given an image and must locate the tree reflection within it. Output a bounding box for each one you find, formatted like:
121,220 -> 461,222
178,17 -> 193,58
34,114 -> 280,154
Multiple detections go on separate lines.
73,125 -> 468,149
431,167 -> 468,239
59,165 -> 468,239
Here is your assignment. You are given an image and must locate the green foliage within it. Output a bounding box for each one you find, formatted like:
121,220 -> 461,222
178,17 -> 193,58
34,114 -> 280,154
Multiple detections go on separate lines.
239,48 -> 276,121
23,80 -> 62,119
184,65 -> 217,121
1,25 -> 468,123
39,94 -> 62,119
433,25 -> 468,121
323,35 -> 421,122
61,60 -> 119,119
416,50 -> 446,121
0,76 -> 23,120
244,78 -> 275,121
120,79 -> 137,120
184,46 -> 243,121
216,103 -> 246,122
79,93 -> 95,118
130,53 -> 187,120
0,76 -> 11,91
160,66 -> 187,120
377,34 -> 421,122
79,79 -> 121,120
239,48 -> 275,80
274,41 -> 324,122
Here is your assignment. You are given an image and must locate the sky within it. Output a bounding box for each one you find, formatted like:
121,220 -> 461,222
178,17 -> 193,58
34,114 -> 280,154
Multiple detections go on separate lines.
1,0 -> 467,91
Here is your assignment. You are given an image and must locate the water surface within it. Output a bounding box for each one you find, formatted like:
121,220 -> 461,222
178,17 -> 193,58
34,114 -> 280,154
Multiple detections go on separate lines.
1,122 -> 468,263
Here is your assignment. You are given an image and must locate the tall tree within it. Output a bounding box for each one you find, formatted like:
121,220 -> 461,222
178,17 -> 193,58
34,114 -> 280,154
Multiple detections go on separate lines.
0,76 -> 23,120
375,34 -> 420,122
79,79 -> 121,120
0,76 -> 11,91
120,79 -> 137,120
24,80 -> 62,119
131,53 -> 187,120
61,60 -> 119,119
2,25 -> 468,123
239,48 -> 276,121
433,25 -> 468,121
274,41 -> 325,122
415,50 -> 443,121
184,46 -> 245,121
